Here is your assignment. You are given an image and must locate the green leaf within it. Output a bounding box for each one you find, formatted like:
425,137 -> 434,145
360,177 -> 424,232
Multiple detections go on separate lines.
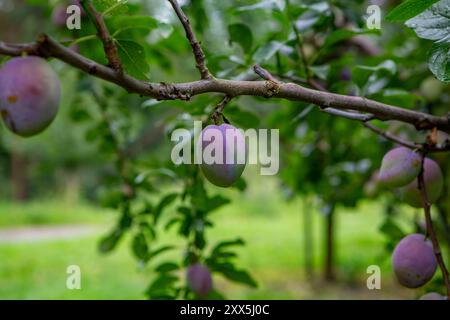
115,39 -> 150,80
253,41 -> 284,63
379,217 -> 405,241
210,262 -> 258,288
224,106 -> 260,129
99,228 -> 123,253
92,0 -> 128,16
228,23 -> 253,53
204,195 -> 231,213
386,0 -> 440,22
322,29 -> 379,49
155,262 -> 179,273
97,187 -> 123,209
145,274 -> 178,299
428,42 -> 450,83
110,15 -> 158,36
352,60 -> 397,95
405,0 -> 450,42
148,245 -> 175,260
131,232 -> 148,260
237,0 -> 285,12
372,89 -> 424,108
211,239 -> 245,256
154,193 -> 178,223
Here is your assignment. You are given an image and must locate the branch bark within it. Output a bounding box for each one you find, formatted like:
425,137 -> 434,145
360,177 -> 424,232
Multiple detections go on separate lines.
167,0 -> 212,80
1,34 -> 449,136
80,0 -> 122,72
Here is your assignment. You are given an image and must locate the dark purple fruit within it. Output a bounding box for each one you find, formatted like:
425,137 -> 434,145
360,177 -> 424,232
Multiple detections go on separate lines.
0,57 -> 60,137
198,124 -> 247,187
392,233 -> 437,288
378,147 -> 421,188
187,263 -> 213,297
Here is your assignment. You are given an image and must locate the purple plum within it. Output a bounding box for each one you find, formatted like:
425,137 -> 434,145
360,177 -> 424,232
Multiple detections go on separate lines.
398,158 -> 443,208
198,124 -> 247,187
52,5 -> 68,28
378,147 -> 421,188
392,233 -> 437,288
0,57 -> 60,137
186,263 -> 213,297
419,292 -> 447,300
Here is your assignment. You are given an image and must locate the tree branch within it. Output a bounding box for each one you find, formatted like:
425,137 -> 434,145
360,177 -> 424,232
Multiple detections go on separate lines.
417,154 -> 450,298
80,0 -> 122,72
1,34 -> 449,136
167,0 -> 212,80
363,122 -> 420,149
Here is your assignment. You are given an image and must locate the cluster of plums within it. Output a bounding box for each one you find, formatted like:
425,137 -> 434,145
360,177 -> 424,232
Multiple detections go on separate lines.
376,147 -> 447,299
378,147 -> 443,207
198,124 -> 247,188
0,56 -> 61,137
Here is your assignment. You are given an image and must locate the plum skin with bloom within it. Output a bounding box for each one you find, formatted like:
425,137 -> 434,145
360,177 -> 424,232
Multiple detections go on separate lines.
186,263 -> 213,297
198,124 -> 247,187
0,56 -> 60,137
392,233 -> 437,288
378,147 -> 421,188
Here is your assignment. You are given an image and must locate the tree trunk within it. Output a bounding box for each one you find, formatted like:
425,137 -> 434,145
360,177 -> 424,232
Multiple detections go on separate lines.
324,204 -> 336,281
303,197 -> 314,279
10,151 -> 28,202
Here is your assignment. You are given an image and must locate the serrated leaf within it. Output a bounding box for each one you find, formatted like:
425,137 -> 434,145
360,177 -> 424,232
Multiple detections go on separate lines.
115,39 -> 150,80
405,0 -> 450,42
428,42 -> 450,82
386,0 -> 440,22
228,23 -> 253,52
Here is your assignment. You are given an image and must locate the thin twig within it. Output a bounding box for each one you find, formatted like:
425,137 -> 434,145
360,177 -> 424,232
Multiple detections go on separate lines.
363,122 -> 420,149
322,108 -> 375,122
80,0 -> 122,72
210,95 -> 232,125
253,64 -> 279,83
167,0 -> 211,80
305,76 -> 430,149
417,153 -> 450,298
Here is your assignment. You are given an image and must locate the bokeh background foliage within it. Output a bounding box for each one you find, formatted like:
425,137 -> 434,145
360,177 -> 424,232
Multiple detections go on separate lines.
0,0 -> 449,299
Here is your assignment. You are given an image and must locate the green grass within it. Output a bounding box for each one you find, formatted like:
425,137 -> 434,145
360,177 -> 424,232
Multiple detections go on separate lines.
0,200 -> 112,227
0,175 -> 423,299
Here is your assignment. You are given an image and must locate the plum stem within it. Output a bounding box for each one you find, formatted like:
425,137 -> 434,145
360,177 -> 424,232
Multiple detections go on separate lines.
418,153 -> 450,298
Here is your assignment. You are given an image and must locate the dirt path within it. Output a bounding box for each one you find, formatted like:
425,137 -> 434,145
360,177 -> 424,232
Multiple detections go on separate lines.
0,225 -> 99,243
